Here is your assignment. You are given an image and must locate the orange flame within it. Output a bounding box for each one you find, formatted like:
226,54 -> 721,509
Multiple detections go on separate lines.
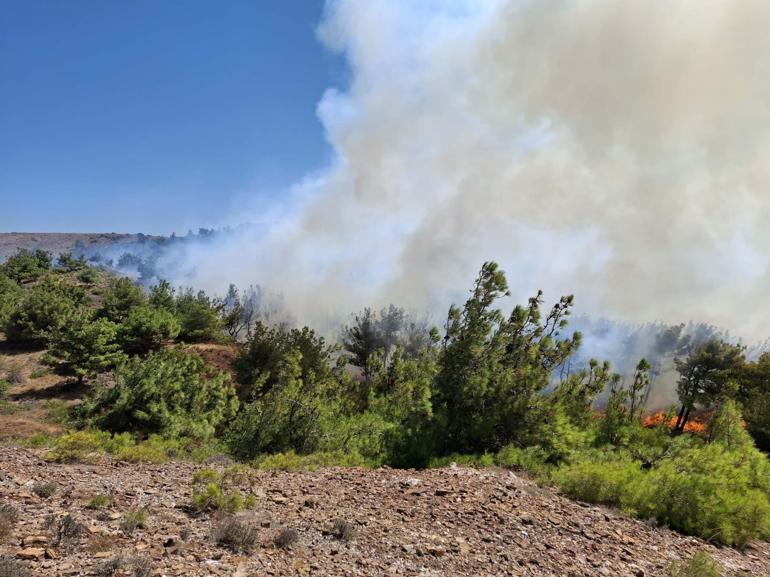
643,411 -> 708,435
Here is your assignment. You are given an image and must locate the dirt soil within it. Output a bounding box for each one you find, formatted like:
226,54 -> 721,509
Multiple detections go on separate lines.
0,447 -> 767,577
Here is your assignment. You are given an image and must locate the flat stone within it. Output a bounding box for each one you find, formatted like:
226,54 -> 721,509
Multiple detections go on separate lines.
17,548 -> 45,560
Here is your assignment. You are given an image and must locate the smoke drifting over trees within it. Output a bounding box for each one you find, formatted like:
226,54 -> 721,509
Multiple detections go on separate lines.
149,0 -> 770,351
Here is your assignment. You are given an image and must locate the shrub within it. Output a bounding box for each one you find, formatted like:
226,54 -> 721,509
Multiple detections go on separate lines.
43,311 -> 126,383
551,439 -> 770,547
330,519 -> 357,542
87,348 -> 238,440
5,366 -> 23,385
494,445 -> 554,478
45,430 -> 112,464
0,504 -> 18,543
117,306 -> 180,354
428,453 -> 495,469
113,441 -> 169,464
99,278 -> 147,323
667,551 -> 722,577
4,276 -> 86,343
174,290 -> 223,342
192,466 -> 256,513
642,442 -> 770,548
193,483 -> 243,513
29,368 -> 50,379
120,508 -> 149,534
94,553 -> 152,577
86,494 -> 112,510
45,430 -> 135,462
1,249 -> 51,283
0,274 -> 22,328
274,528 -> 299,549
210,517 -> 258,553
252,450 -> 370,471
553,455 -> 642,507
48,513 -> 87,547
25,433 -> 52,448
0,557 -> 31,577
43,400 -> 71,425
32,482 -> 56,499
77,268 -> 99,284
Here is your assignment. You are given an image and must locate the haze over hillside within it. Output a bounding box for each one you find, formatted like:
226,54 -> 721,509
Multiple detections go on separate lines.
0,233 -> 162,262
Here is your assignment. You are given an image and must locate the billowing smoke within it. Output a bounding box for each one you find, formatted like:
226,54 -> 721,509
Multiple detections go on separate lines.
167,0 -> 770,350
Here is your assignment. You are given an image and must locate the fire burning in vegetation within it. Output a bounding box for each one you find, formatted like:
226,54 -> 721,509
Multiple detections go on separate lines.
643,412 -> 708,436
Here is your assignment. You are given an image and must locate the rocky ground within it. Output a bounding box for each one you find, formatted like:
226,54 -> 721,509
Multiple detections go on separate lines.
0,233 -> 152,261
0,447 -> 767,577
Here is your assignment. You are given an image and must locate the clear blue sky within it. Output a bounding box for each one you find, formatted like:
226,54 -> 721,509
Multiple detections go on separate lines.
0,0 -> 344,234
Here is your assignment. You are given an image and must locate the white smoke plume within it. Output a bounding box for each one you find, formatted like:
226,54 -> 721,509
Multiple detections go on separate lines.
173,0 -> 770,344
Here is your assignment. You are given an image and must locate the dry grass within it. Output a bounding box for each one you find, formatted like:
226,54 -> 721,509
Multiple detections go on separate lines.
0,505 -> 18,543
0,557 -> 30,577
32,481 -> 56,499
330,519 -> 357,542
274,527 -> 299,549
119,508 -> 148,534
211,516 -> 258,553
93,553 -> 152,577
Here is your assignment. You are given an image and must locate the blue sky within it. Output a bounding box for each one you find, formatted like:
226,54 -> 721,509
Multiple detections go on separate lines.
0,0 -> 344,234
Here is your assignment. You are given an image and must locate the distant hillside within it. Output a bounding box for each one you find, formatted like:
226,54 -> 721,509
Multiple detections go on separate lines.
0,231 -> 223,285
0,232 -> 164,261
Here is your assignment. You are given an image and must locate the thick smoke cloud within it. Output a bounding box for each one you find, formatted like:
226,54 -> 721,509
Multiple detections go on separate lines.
176,0 -> 770,343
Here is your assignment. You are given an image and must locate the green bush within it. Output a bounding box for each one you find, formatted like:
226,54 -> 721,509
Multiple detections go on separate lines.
227,355 -> 331,458
252,450 -> 371,471
428,453 -> 495,469
114,443 -> 169,464
552,439 -> 770,547
86,494 -> 112,510
642,442 -> 770,547
667,551 -> 722,577
494,445 -> 554,478
44,430 -> 116,464
43,310 -> 126,383
553,454 -> 643,508
1,249 -> 51,283
190,469 -> 254,513
76,268 -> 99,284
43,400 -> 72,425
117,306 -> 180,354
0,274 -> 22,327
4,276 -> 86,343
86,348 -> 238,440
120,508 -> 149,534
174,290 -> 223,342
99,278 -> 147,323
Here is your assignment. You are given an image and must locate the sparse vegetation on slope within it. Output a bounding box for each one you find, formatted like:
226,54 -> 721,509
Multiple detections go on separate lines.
1,252 -> 770,549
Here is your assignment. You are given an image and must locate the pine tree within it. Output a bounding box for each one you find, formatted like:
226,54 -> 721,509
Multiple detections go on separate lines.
44,309 -> 126,383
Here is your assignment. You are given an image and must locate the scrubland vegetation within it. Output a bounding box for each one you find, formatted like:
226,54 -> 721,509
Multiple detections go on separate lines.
1,249 -> 770,549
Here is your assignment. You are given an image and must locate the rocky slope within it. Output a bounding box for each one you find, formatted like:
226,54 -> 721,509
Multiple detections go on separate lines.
0,233 -> 155,261
0,447 -> 767,577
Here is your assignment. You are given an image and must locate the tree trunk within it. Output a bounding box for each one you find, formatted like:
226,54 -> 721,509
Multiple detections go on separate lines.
675,404 -> 686,432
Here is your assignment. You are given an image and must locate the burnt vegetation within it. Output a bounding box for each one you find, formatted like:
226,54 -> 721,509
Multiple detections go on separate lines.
1,250 -> 770,547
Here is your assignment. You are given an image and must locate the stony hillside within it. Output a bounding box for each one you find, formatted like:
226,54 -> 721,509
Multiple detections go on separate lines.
0,447 -> 767,577
0,233 -> 158,262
